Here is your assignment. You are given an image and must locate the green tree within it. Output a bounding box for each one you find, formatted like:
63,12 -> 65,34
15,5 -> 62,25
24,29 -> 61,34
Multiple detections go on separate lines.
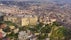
49,22 -> 71,40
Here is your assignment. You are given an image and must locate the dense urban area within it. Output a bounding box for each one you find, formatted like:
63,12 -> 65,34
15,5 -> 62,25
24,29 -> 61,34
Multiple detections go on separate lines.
0,1 -> 71,40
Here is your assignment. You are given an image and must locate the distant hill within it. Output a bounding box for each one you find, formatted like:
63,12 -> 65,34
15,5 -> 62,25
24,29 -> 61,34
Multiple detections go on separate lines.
0,1 -> 41,5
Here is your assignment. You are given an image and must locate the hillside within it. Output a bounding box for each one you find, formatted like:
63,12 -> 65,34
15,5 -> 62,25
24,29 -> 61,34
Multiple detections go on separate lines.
0,1 -> 71,29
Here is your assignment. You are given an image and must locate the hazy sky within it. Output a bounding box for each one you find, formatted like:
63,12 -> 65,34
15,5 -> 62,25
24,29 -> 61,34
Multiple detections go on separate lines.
0,0 -> 45,1
0,0 -> 71,3
0,0 -> 70,1
0,0 -> 51,2
0,0 -> 57,1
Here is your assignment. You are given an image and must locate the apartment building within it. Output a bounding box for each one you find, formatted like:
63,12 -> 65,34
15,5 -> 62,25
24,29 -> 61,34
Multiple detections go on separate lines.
3,14 -> 38,26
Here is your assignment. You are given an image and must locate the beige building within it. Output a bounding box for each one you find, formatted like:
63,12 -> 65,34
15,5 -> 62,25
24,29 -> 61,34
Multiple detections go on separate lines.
39,16 -> 56,24
3,14 -> 38,26
3,13 -> 56,26
4,16 -> 17,23
21,16 -> 38,26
